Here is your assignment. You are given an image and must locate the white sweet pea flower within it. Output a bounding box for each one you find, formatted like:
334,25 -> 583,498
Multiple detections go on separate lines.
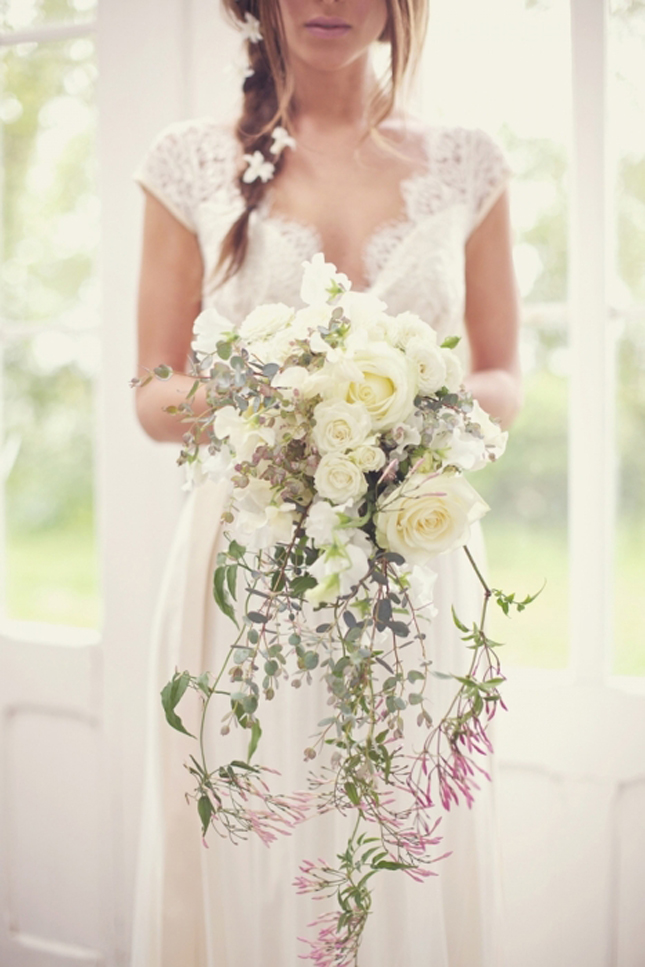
213,407 -> 275,462
270,125 -> 296,155
338,291 -> 392,341
305,539 -> 370,605
301,253 -> 351,305
437,425 -> 488,471
304,499 -> 348,547
213,405 -> 246,442
399,564 -> 438,616
389,416 -> 422,457
191,307 -> 236,356
312,399 -> 372,454
271,365 -> 309,395
468,400 -> 508,460
241,11 -> 262,42
202,446 -> 233,482
242,150 -> 275,184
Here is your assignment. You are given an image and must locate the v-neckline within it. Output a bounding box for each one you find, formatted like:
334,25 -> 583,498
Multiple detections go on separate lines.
252,128 -> 435,293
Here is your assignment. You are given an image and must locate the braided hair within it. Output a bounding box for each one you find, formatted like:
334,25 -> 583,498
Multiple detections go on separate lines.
217,0 -> 428,285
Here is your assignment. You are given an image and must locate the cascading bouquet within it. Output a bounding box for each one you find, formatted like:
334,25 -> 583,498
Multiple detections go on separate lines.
138,254 -> 535,966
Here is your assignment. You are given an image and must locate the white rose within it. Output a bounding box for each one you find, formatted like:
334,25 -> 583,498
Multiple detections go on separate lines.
406,337 -> 448,395
394,311 -> 437,349
301,253 -> 351,305
240,303 -> 294,343
441,349 -> 464,393
468,400 -> 508,460
336,343 -> 418,431
350,444 -> 386,472
314,453 -> 368,504
191,307 -> 235,356
375,473 -> 489,564
312,400 -> 372,454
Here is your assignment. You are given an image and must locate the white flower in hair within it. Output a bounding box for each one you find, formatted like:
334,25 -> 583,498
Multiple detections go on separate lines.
241,11 -> 262,43
270,126 -> 296,156
243,150 -> 275,184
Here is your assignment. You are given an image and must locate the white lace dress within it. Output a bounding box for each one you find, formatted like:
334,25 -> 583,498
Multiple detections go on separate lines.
132,119 -> 511,967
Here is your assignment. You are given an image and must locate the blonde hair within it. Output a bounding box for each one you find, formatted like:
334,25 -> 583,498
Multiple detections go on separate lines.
217,0 -> 429,284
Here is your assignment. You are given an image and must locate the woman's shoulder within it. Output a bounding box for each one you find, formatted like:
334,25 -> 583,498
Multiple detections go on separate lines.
134,119 -> 239,229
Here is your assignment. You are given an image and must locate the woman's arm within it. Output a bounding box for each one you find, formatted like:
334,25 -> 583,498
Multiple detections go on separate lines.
464,189 -> 522,429
135,191 -> 208,442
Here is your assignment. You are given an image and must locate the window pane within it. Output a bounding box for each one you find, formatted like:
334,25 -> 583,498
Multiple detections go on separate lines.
609,1 -> 645,675
3,336 -> 100,628
0,0 -> 97,33
0,36 -> 99,325
478,315 -> 569,668
420,0 -> 571,668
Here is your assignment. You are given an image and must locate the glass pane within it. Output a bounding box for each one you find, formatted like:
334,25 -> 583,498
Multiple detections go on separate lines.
609,0 -> 645,676
477,315 -> 569,668
420,0 -> 571,302
3,336 -> 100,628
0,0 -> 97,32
419,0 -> 571,667
0,36 -> 99,325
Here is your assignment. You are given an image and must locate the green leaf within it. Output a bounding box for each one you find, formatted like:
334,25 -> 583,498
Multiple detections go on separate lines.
303,651 -> 319,670
344,781 -> 361,806
408,692 -> 424,705
389,620 -> 410,637
451,606 -> 470,633
247,611 -> 268,624
160,672 -> 195,738
226,565 -> 238,600
198,794 -> 213,836
247,721 -> 262,762
213,567 -> 238,627
290,574 -> 317,597
228,539 -> 246,561
440,335 -> 461,350
153,364 -> 173,380
216,340 -> 232,360
407,669 -> 424,683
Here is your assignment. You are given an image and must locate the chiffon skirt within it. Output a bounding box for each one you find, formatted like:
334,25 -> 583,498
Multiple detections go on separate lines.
131,478 -> 505,967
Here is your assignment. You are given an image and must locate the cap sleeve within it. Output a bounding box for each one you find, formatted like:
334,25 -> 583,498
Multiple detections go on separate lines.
133,120 -> 206,232
468,129 -> 512,235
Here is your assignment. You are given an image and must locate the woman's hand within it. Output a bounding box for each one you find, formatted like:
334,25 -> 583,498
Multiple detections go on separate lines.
135,191 -> 206,442
464,189 -> 522,430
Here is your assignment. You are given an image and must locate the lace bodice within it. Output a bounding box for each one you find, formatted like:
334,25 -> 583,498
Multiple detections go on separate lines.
134,118 -> 510,342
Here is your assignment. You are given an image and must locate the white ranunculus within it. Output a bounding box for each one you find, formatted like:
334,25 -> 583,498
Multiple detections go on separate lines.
468,400 -> 508,460
301,253 -> 351,305
312,399 -> 372,454
406,336 -> 448,395
191,307 -> 235,356
350,444 -> 386,472
336,343 -> 418,431
441,349 -> 464,393
314,453 -> 368,504
240,303 -> 294,343
394,311 -> 437,350
375,473 -> 489,564
305,540 -> 370,605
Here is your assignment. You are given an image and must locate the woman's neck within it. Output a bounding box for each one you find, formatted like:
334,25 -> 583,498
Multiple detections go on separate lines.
289,54 -> 378,135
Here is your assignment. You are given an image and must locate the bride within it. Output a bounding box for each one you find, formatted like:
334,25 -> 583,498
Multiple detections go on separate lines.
132,1 -> 521,965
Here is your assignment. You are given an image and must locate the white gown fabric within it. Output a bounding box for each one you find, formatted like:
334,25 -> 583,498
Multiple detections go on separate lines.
132,119 -> 511,967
